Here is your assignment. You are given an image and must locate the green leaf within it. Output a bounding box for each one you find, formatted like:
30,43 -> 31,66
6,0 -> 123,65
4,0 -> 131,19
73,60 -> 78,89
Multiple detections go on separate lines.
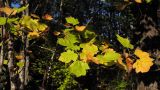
116,34 -> 134,49
104,49 -> 120,62
65,17 -> 79,25
65,45 -> 80,51
13,4 -> 29,13
17,62 -> 24,68
59,50 -> 78,63
57,33 -> 78,46
69,61 -> 89,77
3,60 -> 8,65
84,30 -> 96,39
97,49 -> 120,65
20,15 -> 46,31
0,17 -> 6,25
38,23 -> 47,32
0,17 -> 18,25
145,0 -> 152,3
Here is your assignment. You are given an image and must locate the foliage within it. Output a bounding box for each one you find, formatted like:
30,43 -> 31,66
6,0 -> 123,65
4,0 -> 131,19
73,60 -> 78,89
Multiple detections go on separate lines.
0,0 -> 158,89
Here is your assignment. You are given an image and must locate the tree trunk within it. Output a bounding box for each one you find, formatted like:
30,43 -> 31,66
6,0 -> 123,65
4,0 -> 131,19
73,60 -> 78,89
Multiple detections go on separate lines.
8,34 -> 16,90
19,1 -> 29,89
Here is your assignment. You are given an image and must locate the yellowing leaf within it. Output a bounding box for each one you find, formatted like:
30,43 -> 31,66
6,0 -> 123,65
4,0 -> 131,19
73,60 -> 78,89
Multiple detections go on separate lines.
133,49 -> 153,73
17,62 -> 24,68
133,58 -> 153,73
134,49 -> 150,58
38,23 -> 48,32
28,31 -> 40,39
42,14 -> 53,20
75,26 -> 86,31
59,50 -> 78,63
135,0 -> 142,3
15,55 -> 24,60
116,34 -> 134,49
3,60 -> 8,65
0,7 -> 17,16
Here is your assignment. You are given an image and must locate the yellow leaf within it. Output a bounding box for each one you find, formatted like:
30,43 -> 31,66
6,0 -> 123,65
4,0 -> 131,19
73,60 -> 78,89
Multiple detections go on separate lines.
134,49 -> 150,58
135,0 -> 142,3
28,31 -> 40,39
75,26 -> 86,32
0,7 -> 17,16
133,49 -> 153,73
133,58 -> 153,73
42,14 -> 53,21
15,55 -> 24,60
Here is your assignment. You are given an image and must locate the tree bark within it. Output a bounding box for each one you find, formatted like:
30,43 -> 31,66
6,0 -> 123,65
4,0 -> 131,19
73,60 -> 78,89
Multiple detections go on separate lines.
19,1 -> 29,89
8,34 -> 16,90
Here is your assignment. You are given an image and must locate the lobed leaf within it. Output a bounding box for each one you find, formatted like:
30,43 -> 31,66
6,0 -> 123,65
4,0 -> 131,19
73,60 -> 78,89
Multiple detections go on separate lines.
69,61 -> 89,77
59,50 -> 78,63
65,17 -> 79,25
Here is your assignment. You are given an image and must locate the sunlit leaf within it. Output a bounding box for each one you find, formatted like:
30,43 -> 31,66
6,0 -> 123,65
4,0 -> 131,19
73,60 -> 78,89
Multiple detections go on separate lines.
133,58 -> 153,73
135,0 -> 142,3
0,17 -> 18,25
28,31 -> 40,39
69,61 -> 90,77
13,4 -> 29,13
116,34 -> 134,49
145,0 -> 152,3
42,14 -> 53,20
20,15 -> 47,32
97,48 -> 120,65
81,43 -> 98,54
104,49 -> 121,62
59,50 -> 78,63
65,17 -> 79,25
65,45 -> 80,51
75,25 -> 86,31
0,7 -> 17,16
134,49 -> 150,58
17,62 -> 24,68
3,60 -> 8,65
15,55 -> 24,60
38,23 -> 48,32
133,49 -> 153,73
57,33 -> 78,46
